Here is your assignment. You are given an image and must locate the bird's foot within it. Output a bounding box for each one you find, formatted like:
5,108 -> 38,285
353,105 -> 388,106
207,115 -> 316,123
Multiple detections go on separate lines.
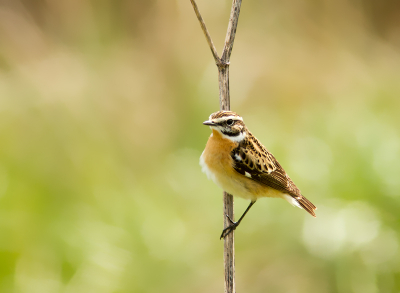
220,214 -> 239,239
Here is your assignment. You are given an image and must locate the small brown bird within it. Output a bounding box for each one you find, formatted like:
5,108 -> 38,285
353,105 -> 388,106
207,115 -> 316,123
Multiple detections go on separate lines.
200,111 -> 316,238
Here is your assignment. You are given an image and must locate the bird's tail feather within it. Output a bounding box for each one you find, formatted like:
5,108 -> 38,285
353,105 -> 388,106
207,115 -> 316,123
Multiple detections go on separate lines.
284,194 -> 317,217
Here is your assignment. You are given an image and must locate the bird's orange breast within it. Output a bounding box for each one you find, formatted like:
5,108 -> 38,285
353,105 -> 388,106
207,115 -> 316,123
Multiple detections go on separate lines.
202,129 -> 237,175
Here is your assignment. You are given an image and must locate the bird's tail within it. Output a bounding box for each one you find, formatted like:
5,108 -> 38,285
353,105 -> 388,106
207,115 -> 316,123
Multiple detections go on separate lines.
283,194 -> 317,217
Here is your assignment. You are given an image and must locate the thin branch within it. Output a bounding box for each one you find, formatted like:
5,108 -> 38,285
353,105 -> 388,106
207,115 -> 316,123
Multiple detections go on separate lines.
222,0 -> 242,62
217,0 -> 242,109
189,0 -> 222,65
190,1 -> 243,292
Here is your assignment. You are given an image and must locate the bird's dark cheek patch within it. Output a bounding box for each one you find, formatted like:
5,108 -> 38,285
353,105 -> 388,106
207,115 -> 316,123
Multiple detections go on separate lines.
221,130 -> 238,137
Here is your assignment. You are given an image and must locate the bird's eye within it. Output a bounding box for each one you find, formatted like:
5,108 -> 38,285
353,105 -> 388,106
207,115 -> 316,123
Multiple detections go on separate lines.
227,119 -> 234,126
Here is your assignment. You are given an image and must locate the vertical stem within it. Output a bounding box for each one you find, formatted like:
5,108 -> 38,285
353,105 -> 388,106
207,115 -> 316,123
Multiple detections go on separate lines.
223,191 -> 235,293
218,64 -> 234,293
218,66 -> 230,111
189,1 -> 242,292
219,0 -> 241,289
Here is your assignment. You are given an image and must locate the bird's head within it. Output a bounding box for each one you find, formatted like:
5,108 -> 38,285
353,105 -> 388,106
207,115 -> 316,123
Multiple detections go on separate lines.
203,111 -> 247,142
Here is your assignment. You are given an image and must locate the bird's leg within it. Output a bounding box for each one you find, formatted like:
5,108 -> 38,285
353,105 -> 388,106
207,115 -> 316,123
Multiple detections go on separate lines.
220,201 -> 256,239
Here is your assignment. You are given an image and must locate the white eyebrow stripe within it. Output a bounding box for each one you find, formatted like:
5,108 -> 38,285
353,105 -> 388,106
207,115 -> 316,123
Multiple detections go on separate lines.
212,116 -> 243,123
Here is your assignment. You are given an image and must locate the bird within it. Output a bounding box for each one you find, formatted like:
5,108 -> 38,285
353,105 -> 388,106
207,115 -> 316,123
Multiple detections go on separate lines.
200,111 -> 317,239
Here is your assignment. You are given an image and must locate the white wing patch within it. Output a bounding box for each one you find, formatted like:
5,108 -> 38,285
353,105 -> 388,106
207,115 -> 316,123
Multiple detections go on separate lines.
245,171 -> 252,178
234,153 -> 242,161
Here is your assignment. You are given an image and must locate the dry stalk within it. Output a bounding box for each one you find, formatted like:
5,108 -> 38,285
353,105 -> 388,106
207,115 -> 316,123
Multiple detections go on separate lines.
190,1 -> 243,292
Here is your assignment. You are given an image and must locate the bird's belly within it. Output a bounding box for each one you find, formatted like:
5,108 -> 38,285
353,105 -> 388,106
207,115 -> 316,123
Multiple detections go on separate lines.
200,150 -> 282,201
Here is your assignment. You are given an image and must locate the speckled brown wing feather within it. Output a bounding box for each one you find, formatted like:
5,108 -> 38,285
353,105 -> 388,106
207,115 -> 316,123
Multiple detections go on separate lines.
231,133 -> 316,217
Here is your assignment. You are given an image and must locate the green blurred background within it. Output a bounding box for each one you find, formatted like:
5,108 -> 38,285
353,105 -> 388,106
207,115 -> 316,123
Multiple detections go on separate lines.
0,0 -> 400,292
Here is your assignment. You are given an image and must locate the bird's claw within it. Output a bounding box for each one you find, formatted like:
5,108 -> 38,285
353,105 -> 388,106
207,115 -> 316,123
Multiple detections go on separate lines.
220,214 -> 238,239
226,214 -> 235,225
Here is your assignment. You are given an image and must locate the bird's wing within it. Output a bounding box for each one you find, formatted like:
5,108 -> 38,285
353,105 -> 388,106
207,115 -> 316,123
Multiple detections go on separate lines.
231,139 -> 316,216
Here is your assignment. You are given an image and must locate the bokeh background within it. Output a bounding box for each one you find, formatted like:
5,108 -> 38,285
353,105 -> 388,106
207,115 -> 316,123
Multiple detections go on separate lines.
0,0 -> 400,292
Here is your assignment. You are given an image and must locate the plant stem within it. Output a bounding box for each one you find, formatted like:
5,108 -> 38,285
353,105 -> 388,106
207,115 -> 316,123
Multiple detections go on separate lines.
190,1 -> 243,292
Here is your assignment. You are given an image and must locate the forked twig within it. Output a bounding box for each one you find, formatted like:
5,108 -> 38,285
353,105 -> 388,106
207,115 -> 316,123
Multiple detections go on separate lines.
190,1 -> 243,292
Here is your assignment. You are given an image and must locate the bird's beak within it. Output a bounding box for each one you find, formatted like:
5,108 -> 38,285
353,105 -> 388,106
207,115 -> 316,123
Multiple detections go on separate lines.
203,120 -> 216,126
